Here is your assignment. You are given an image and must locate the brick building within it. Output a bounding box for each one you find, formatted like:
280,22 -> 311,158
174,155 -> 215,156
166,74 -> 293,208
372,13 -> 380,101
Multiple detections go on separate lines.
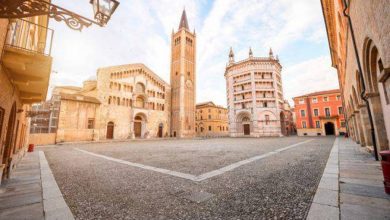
195,101 -> 229,137
0,15 -> 53,181
293,89 -> 346,136
321,0 -> 390,156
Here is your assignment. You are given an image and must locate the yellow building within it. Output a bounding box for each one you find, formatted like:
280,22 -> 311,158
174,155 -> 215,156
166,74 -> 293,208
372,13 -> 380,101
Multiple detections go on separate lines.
195,102 -> 229,137
0,15 -> 53,182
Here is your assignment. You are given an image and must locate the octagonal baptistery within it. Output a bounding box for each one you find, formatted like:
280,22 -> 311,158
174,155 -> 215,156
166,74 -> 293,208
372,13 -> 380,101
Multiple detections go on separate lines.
225,48 -> 285,137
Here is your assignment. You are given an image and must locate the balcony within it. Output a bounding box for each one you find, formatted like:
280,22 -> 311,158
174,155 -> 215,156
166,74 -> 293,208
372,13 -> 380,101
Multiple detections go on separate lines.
2,19 -> 53,104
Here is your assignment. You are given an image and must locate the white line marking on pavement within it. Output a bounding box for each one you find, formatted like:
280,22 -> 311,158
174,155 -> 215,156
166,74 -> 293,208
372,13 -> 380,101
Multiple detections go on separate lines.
75,139 -> 314,182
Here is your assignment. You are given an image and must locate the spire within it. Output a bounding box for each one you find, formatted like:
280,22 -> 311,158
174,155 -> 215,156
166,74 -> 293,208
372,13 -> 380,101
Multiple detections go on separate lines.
249,47 -> 253,58
178,9 -> 189,30
269,47 -> 274,59
229,47 -> 235,63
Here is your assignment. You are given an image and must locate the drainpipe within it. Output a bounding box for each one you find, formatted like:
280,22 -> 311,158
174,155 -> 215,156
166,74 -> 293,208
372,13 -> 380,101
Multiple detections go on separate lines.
342,0 -> 379,161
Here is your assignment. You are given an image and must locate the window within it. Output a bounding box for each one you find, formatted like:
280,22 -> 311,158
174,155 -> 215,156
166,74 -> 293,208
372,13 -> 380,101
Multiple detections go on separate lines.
264,102 -> 268,107
324,96 -> 328,102
325,108 -> 331,117
315,121 -> 320,128
302,121 -> 307,128
208,126 -> 212,131
299,99 -> 304,104
300,110 -> 306,117
208,115 -> 211,119
87,119 -> 95,129
338,106 -> 343,115
337,95 -> 341,100
312,97 -> 318,103
341,121 -> 346,127
313,109 -> 319,116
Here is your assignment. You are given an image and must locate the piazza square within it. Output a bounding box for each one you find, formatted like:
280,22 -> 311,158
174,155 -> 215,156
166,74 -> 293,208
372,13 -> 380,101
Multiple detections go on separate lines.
0,1 -> 389,220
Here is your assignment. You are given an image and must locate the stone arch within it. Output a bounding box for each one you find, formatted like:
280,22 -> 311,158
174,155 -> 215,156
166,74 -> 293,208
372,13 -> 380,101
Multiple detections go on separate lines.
362,38 -> 389,151
135,96 -> 145,108
236,111 -> 252,135
135,82 -> 145,93
134,113 -> 148,138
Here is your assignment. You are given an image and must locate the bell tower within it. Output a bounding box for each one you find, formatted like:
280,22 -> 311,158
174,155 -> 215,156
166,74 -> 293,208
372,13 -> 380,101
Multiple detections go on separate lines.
170,9 -> 196,137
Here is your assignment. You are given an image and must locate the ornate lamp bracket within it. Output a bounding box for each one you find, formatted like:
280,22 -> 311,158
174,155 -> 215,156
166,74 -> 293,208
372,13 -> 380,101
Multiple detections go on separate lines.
0,0 -> 101,31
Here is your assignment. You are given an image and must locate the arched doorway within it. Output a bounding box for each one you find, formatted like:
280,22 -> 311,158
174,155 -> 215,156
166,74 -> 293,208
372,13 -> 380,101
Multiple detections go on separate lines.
325,122 -> 335,135
158,123 -> 163,138
362,39 -> 389,151
106,122 -> 114,139
3,103 -> 16,179
242,116 -> 251,135
134,113 -> 147,138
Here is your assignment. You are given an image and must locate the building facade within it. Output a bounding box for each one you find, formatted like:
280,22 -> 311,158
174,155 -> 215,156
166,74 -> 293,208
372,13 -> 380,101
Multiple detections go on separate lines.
225,48 -> 285,137
0,14 -> 53,181
170,10 -> 196,138
281,100 -> 296,136
195,102 -> 229,137
95,64 -> 171,140
293,89 -> 346,136
321,0 -> 389,155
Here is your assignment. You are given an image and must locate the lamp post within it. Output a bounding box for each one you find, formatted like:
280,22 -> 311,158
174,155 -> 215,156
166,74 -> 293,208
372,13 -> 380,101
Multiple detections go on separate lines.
0,0 -> 120,31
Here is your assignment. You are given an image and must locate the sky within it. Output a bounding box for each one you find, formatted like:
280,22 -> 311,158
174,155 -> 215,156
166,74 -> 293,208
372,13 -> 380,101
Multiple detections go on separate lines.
48,0 -> 339,107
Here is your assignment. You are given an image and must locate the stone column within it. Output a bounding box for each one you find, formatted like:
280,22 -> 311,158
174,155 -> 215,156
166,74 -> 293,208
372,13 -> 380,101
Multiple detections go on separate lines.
359,105 -> 373,146
368,95 -> 389,151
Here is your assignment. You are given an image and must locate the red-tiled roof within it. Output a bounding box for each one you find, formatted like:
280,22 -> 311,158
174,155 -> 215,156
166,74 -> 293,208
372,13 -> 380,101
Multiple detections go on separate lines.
293,89 -> 340,99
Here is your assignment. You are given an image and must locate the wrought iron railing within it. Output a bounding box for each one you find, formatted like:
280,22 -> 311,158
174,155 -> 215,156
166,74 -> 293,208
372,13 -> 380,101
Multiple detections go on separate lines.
5,19 -> 54,56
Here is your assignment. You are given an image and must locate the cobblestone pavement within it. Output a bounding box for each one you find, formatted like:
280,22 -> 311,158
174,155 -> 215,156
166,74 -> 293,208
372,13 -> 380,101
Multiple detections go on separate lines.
43,136 -> 335,219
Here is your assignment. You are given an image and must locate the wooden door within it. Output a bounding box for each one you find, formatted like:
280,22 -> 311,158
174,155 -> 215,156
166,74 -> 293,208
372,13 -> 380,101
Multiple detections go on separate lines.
158,125 -> 163,138
106,122 -> 114,139
134,122 -> 142,137
243,124 -> 250,135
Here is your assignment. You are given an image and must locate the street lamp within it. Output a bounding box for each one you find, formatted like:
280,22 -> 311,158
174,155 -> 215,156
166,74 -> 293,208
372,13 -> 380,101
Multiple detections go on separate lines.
0,0 -> 120,31
90,0 -> 119,26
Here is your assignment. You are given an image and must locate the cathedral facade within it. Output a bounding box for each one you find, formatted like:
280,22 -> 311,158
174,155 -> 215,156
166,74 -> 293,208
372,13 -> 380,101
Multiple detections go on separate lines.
47,10 -> 196,142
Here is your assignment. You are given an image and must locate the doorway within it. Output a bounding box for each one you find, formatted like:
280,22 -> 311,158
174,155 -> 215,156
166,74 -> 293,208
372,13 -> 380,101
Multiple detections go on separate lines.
325,122 -> 335,135
158,123 -> 163,138
243,124 -> 250,135
106,122 -> 114,139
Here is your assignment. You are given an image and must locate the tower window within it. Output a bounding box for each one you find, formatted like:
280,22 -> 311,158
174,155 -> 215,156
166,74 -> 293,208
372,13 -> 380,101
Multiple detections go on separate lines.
175,72 -> 178,76
187,72 -> 190,76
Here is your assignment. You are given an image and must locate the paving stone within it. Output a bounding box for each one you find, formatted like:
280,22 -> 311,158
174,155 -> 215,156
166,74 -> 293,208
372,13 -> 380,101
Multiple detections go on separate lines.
341,203 -> 390,220
318,176 -> 339,191
313,184 -> 338,207
340,182 -> 390,200
0,191 -> 42,210
339,177 -> 384,187
306,203 -> 339,220
0,202 -> 44,220
340,193 -> 390,210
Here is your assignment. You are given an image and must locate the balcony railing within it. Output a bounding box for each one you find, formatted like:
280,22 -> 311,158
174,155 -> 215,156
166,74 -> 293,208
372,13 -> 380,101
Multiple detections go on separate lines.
5,19 -> 54,56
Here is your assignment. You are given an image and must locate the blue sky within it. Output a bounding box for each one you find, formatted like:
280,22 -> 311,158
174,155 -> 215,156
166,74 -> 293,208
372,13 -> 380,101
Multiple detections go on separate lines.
48,0 -> 339,106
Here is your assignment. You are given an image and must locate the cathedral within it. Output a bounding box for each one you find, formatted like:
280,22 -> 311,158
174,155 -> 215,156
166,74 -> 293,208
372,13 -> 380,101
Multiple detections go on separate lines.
43,10 -> 196,142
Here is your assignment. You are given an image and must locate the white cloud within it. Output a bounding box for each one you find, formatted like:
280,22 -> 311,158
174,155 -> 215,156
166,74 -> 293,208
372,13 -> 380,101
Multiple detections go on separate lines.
283,56 -> 339,105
